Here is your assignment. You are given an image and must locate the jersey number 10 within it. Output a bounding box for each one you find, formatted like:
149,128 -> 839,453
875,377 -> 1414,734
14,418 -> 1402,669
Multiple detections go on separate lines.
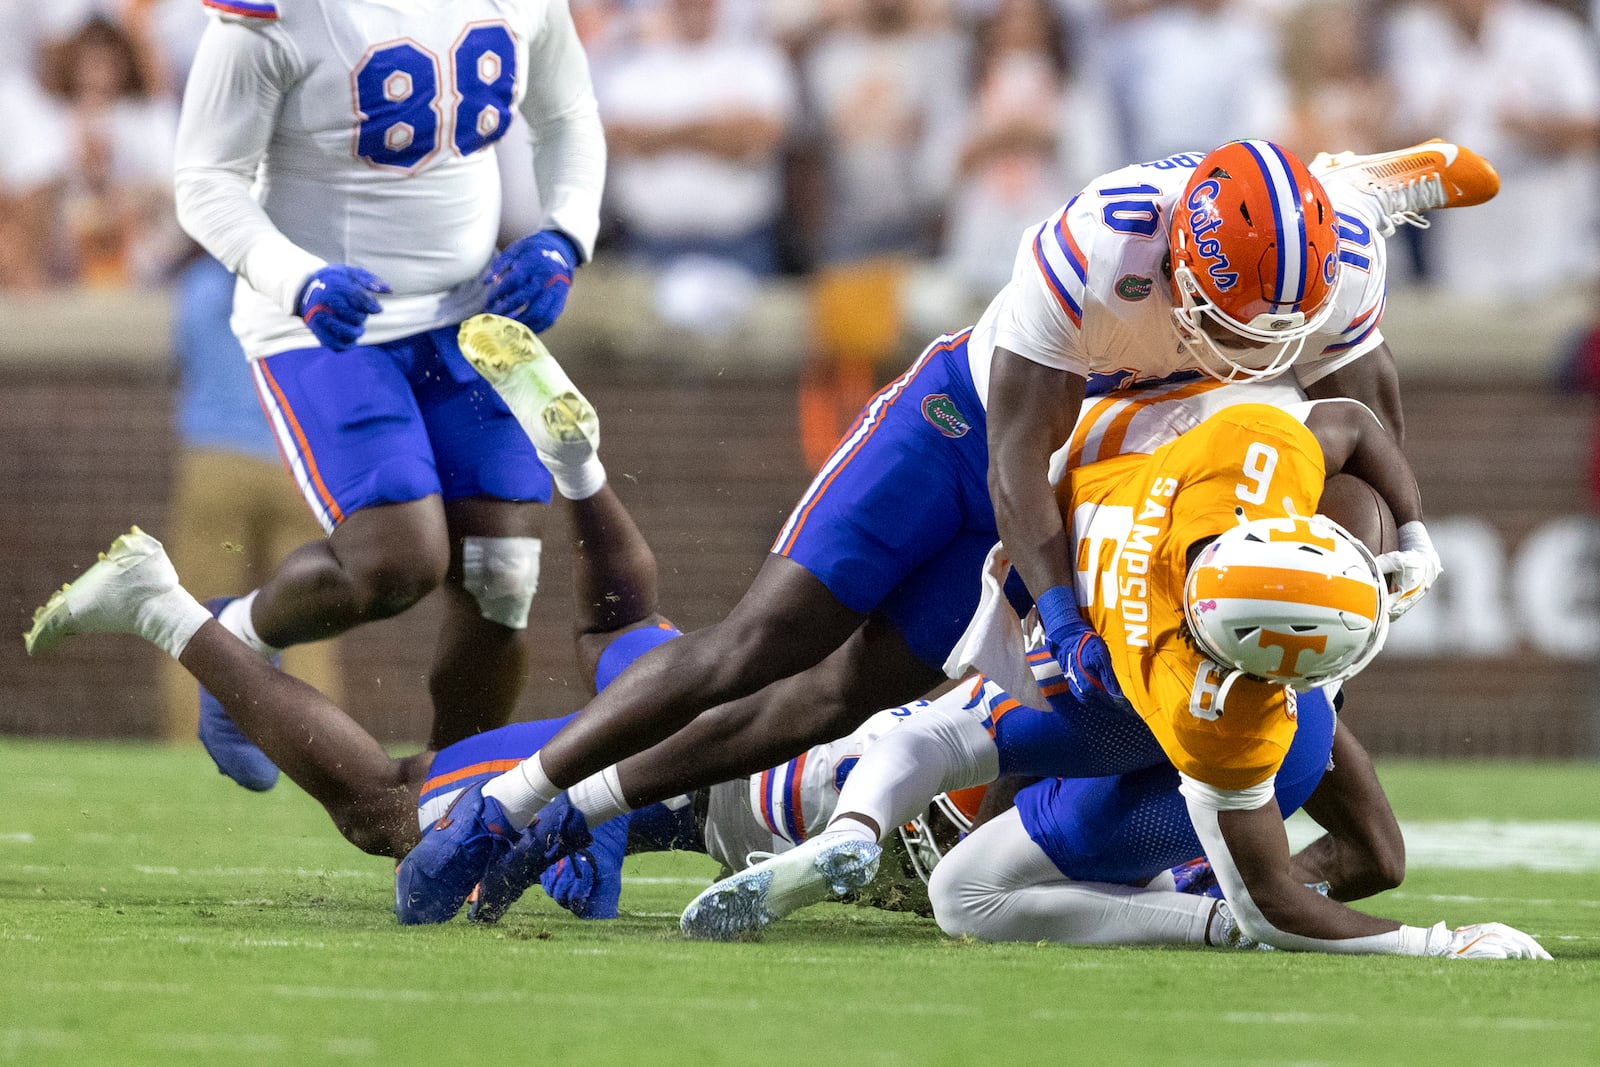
354,25 -> 518,169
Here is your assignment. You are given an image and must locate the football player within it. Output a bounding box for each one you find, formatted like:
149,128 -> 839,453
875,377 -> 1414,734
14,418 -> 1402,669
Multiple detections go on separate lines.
171,0 -> 605,791
391,140 -> 1486,924
19,324 -> 951,923
685,399 -> 1545,958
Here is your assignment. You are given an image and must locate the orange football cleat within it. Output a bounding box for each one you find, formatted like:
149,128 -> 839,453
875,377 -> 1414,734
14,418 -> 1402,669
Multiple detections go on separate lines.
1310,139 -> 1501,234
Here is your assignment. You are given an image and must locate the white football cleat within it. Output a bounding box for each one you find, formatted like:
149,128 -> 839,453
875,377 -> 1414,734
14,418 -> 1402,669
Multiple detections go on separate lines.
24,527 -> 180,656
457,313 -> 599,467
680,832 -> 882,941
1310,139 -> 1500,235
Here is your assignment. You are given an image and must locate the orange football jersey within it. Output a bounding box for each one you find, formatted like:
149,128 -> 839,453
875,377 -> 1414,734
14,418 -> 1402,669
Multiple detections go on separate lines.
1059,404 -> 1327,790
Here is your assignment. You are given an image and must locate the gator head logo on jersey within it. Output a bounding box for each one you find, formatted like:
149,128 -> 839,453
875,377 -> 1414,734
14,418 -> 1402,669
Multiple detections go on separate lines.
922,395 -> 971,438
1168,140 -> 1342,384
1116,274 -> 1155,301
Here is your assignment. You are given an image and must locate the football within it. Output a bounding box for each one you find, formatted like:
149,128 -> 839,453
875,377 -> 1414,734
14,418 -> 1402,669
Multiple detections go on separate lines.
1318,472 -> 1399,555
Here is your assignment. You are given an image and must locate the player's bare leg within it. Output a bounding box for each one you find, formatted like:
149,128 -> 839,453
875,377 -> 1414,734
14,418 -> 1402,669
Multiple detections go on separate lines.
609,610 -> 945,803
537,557 -> 938,791
567,483 -> 662,677
197,495 -> 452,790
429,496 -> 547,748
179,623 -> 428,856
249,496 -> 452,646
26,529 -> 426,858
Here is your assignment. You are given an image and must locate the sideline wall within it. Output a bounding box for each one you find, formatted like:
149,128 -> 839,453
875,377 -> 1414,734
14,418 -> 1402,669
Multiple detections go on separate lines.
1,283 -> 1594,756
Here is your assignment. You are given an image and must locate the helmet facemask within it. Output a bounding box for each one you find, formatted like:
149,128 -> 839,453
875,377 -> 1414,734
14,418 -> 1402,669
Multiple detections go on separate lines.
1167,140 -> 1344,383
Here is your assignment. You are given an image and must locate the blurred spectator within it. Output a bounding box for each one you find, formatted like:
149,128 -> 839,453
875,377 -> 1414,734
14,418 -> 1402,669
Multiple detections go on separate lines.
1278,0 -> 1396,161
0,2 -> 99,80
930,0 -> 1117,302
0,77 -> 70,289
1101,0 -> 1289,161
158,252 -> 345,741
795,0 -> 966,467
1386,0 -> 1600,298
38,15 -> 182,287
800,0 -> 962,264
597,0 -> 798,280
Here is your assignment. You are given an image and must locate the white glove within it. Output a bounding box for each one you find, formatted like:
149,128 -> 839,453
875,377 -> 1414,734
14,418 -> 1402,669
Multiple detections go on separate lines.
1375,521 -> 1442,621
1421,920 -> 1552,960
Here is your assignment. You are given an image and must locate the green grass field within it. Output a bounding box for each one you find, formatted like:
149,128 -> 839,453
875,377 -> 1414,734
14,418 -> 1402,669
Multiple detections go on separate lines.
2,742 -> 1596,1066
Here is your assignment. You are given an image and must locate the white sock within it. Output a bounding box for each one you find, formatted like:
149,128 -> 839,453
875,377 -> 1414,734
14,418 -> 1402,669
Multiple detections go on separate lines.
135,587 -> 214,661
482,751 -> 560,829
567,765 -> 632,825
217,591 -> 280,659
541,454 -> 607,501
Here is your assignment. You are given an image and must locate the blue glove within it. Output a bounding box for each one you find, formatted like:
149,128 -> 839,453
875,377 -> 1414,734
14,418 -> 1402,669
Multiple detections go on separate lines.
295,265 -> 390,351
1037,584 -> 1127,709
483,229 -> 578,332
1171,857 -> 1223,898
539,812 -> 628,920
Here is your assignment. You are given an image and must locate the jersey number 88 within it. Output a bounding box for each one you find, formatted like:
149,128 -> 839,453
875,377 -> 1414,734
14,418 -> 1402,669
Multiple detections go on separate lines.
354,24 -> 517,169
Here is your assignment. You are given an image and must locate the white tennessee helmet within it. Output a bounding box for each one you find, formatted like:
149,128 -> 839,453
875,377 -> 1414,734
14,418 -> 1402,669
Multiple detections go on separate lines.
1183,515 -> 1388,701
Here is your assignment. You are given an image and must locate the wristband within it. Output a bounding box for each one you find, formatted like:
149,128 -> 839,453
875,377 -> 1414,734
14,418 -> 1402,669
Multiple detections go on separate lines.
1036,584 -> 1084,643
1396,520 -> 1433,555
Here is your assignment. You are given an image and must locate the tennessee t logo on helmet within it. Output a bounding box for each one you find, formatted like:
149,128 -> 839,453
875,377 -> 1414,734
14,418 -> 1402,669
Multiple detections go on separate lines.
1182,514 -> 1390,710
1168,139 -> 1343,383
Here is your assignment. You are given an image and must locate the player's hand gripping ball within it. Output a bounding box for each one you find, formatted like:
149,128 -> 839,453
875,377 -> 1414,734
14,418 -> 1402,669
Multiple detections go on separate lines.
484,229 -> 578,333
295,265 -> 391,351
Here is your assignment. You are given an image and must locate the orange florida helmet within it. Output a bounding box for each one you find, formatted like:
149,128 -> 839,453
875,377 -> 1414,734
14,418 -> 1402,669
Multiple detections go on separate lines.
1169,139 -> 1343,382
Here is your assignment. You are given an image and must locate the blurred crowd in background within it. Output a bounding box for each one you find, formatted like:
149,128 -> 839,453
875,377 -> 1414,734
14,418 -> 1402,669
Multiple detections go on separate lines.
2,0 -> 1598,301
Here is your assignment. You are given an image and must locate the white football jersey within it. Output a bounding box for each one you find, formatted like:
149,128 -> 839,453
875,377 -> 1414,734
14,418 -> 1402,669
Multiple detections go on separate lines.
965,151 -> 1390,405
175,0 -> 604,359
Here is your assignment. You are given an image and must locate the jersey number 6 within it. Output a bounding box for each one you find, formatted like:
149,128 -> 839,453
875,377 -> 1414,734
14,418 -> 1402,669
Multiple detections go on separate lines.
354,24 -> 517,170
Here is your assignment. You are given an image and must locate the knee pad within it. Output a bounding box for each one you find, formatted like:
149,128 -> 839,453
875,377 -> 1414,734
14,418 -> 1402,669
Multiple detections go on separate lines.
461,536 -> 542,630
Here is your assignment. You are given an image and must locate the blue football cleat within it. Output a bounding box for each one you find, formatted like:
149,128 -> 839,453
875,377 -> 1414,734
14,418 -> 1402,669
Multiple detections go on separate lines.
197,597 -> 280,792
396,782 -> 519,925
469,792 -> 595,923
469,825 -> 547,924
530,791 -> 594,858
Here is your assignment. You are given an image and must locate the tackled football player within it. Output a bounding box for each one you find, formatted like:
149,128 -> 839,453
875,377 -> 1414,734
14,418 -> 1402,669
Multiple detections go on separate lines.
392,140 -> 1491,923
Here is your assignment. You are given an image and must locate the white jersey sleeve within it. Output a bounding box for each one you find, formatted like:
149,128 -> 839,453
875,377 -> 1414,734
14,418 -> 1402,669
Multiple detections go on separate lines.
985,205 -> 1093,377
173,15 -> 324,318
516,0 -> 604,260
1293,187 -> 1390,386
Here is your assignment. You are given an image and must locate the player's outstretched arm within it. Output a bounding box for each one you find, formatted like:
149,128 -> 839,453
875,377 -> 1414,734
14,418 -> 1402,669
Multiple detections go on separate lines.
1288,720 -> 1405,901
1185,783 -> 1550,959
501,0 -> 604,334
174,20 -> 327,317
